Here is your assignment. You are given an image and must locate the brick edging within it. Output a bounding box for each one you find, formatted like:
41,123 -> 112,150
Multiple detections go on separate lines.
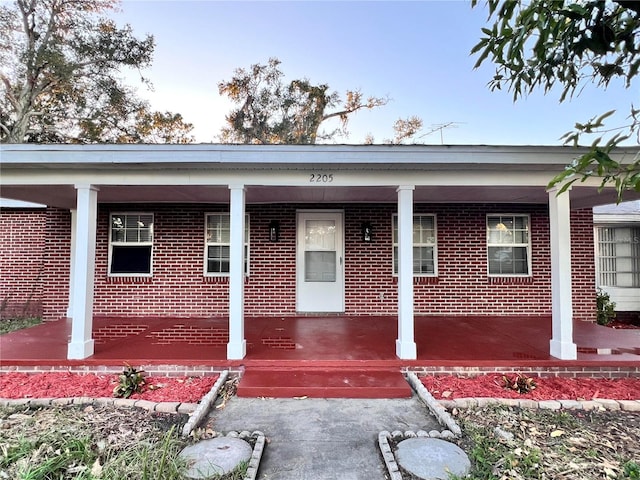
437,397 -> 640,411
0,396 -> 198,414
404,365 -> 640,378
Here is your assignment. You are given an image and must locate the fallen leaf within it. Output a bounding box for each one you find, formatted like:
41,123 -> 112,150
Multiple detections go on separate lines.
550,430 -> 565,438
90,459 -> 103,477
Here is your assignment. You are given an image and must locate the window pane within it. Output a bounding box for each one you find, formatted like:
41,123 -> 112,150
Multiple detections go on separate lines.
489,247 -> 513,274
413,246 -> 434,274
305,251 -> 336,282
305,220 -> 336,250
488,246 -> 529,275
512,247 -> 528,274
597,226 -> 640,287
393,215 -> 436,275
110,246 -> 152,274
207,215 -> 230,243
207,245 -> 230,273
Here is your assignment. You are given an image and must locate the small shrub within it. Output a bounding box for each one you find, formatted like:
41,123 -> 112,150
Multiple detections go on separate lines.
113,365 -> 146,398
0,316 -> 42,335
596,287 -> 616,326
624,461 -> 640,480
503,374 -> 537,394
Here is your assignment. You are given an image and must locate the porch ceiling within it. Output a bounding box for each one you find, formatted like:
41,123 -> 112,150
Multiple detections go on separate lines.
0,183 -> 635,210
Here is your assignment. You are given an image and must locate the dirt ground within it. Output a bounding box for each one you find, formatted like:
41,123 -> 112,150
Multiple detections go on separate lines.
1,402 -> 638,479
453,405 -> 640,480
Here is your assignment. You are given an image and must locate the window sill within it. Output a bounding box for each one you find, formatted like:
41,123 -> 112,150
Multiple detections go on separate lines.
203,276 -> 249,284
487,276 -> 534,285
107,276 -> 153,284
414,276 -> 439,285
392,276 -> 439,284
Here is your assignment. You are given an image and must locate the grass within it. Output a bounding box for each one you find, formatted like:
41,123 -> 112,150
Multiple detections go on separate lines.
0,406 -> 254,480
99,426 -> 187,480
0,316 -> 42,335
448,405 -> 640,480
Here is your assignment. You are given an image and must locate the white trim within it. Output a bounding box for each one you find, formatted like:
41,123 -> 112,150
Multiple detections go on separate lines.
2,143 -> 637,167
203,212 -> 250,277
227,185 -> 246,360
108,212 -> 154,277
391,213 -> 438,277
67,185 -> 98,360
548,187 -> 577,360
396,186 -> 417,360
66,209 -> 77,318
0,198 -> 46,208
486,213 -> 533,277
296,209 -> 345,313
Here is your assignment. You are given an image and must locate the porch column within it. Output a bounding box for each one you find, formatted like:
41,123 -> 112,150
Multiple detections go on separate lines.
227,184 -> 246,360
66,209 -> 77,318
548,186 -> 577,359
67,185 -> 98,360
396,185 -> 417,359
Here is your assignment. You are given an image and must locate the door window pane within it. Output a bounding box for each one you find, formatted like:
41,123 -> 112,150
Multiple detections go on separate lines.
305,251 -> 337,282
305,220 -> 336,250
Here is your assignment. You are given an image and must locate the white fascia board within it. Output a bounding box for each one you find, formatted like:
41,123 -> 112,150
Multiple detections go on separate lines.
0,166 -> 567,188
0,198 -> 46,208
594,213 -> 640,224
2,143 -> 635,168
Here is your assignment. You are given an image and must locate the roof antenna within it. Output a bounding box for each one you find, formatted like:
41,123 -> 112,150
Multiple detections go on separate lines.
418,122 -> 464,144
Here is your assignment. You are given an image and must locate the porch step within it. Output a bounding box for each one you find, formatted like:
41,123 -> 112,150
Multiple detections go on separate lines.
236,367 -> 412,398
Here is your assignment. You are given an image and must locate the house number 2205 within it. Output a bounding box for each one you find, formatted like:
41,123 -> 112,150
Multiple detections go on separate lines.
309,173 -> 334,183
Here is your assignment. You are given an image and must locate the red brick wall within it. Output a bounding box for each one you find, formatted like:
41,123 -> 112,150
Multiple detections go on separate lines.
0,208 -> 47,318
42,208 -> 72,320
345,204 -> 557,316
15,202 -> 596,320
571,208 -> 597,322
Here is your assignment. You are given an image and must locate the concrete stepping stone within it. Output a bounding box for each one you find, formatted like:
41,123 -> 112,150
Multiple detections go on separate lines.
179,437 -> 252,479
395,437 -> 471,480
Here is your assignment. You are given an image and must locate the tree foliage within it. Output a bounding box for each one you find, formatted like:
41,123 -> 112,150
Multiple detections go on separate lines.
472,0 -> 640,200
218,57 -> 388,144
0,0 -> 193,143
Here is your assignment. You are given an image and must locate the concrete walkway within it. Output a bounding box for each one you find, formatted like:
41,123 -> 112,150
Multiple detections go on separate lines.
208,395 -> 440,479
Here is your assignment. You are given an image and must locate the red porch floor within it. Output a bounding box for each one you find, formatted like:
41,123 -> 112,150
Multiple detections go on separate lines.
1,315 -> 638,368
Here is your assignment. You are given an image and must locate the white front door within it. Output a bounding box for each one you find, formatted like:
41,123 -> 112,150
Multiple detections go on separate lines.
296,210 -> 344,312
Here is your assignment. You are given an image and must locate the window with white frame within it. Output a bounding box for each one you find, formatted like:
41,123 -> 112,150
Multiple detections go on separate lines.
109,213 -> 154,275
205,213 -> 249,275
392,214 -> 437,275
486,214 -> 531,276
596,226 -> 640,287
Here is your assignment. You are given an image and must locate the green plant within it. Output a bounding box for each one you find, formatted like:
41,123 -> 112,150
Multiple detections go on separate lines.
113,364 -> 146,398
503,373 -> 537,394
100,426 -> 187,480
596,288 -> 617,326
624,461 -> 640,479
0,316 -> 42,335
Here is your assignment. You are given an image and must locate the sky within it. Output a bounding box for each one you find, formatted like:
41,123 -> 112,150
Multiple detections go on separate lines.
112,0 -> 638,145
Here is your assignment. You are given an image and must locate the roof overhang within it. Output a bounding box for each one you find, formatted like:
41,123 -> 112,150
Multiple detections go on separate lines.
1,144 -> 639,209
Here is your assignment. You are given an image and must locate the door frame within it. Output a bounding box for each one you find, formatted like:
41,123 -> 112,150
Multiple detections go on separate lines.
296,209 -> 345,313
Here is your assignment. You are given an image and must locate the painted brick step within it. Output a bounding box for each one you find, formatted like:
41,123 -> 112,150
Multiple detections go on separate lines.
236,368 -> 412,398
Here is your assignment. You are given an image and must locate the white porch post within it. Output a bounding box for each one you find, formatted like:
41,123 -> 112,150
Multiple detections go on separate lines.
227,184 -> 247,360
66,209 -> 77,318
67,185 -> 98,360
548,186 -> 577,359
396,185 -> 417,359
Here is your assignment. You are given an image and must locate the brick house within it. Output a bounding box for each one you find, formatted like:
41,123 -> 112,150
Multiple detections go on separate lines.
1,144 -> 638,361
593,200 -> 640,320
